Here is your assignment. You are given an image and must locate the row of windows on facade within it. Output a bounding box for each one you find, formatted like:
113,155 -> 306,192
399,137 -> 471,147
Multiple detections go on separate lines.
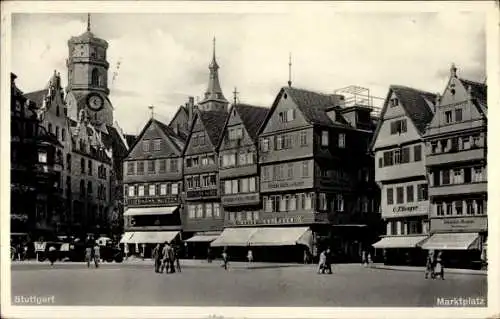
223,177 -> 258,195
430,166 -> 486,187
261,161 -> 311,181
186,174 -> 217,189
72,139 -> 109,162
227,210 -> 261,222
443,107 -> 465,125
434,199 -> 486,216
260,130 -> 346,152
47,122 -> 67,142
225,127 -> 244,142
429,134 -> 484,155
278,109 -> 297,123
189,132 -> 208,147
126,183 -> 180,197
263,193 -> 345,213
126,158 -> 179,175
386,219 -> 426,236
186,154 -> 216,168
67,154 -> 108,179
386,184 -> 428,205
221,151 -> 256,168
187,203 -> 221,219
78,179 -> 107,200
380,145 -> 422,167
141,139 -> 162,152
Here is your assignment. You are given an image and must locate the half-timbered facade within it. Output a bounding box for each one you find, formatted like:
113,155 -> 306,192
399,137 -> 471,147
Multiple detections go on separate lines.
121,118 -> 186,257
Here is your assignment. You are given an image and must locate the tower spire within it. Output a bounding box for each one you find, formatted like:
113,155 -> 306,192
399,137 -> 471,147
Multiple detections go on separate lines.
200,37 -> 228,111
288,52 -> 292,87
213,37 -> 216,61
87,13 -> 91,32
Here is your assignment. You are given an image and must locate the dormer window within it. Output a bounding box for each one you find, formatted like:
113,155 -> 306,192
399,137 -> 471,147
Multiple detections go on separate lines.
279,109 -> 296,123
390,119 -> 407,135
142,140 -> 150,152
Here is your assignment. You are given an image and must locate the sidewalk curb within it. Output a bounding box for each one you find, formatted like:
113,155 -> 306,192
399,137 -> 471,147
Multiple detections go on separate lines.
372,265 -> 487,276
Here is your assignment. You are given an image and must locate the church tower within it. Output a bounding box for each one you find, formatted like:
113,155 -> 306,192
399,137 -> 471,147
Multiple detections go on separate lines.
65,14 -> 113,126
198,38 -> 229,112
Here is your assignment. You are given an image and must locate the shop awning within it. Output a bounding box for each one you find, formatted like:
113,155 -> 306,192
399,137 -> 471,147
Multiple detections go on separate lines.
121,231 -> 179,244
123,206 -> 179,216
372,235 -> 428,249
120,232 -> 135,243
248,227 -> 312,249
185,233 -> 221,243
420,232 -> 480,250
211,228 -> 259,247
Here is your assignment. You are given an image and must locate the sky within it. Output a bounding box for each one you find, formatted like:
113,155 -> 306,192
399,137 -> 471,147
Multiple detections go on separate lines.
11,9 -> 486,135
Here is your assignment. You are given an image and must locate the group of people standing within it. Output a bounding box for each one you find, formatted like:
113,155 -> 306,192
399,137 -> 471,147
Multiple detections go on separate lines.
425,250 -> 445,280
85,242 -> 101,268
152,242 -> 181,274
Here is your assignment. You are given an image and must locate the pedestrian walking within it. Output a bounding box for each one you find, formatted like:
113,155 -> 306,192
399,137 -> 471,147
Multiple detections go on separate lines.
160,242 -> 170,273
303,249 -> 309,264
207,247 -> 212,263
424,251 -> 434,279
247,249 -> 253,266
361,250 -> 367,266
435,251 -> 444,280
48,246 -> 57,266
85,246 -> 92,268
152,243 -> 162,273
221,248 -> 229,270
367,252 -> 373,268
167,243 -> 176,273
175,245 -> 182,273
324,248 -> 333,274
124,244 -> 129,261
93,243 -> 100,268
317,250 -> 327,274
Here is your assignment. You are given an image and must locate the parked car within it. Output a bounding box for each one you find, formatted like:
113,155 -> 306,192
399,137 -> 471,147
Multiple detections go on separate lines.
35,241 -> 64,262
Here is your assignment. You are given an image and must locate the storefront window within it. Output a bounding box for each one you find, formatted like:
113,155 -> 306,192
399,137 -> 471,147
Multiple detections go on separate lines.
149,184 -> 156,196
160,184 -> 167,195
171,183 -> 179,195
128,185 -> 135,197
138,185 -> 145,197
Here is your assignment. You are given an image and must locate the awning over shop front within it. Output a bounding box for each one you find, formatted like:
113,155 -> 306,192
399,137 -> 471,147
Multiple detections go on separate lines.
123,206 -> 179,216
372,235 -> 428,249
120,232 -> 135,244
248,227 -> 312,249
185,233 -> 221,243
211,228 -> 259,247
420,232 -> 480,250
120,231 -> 179,244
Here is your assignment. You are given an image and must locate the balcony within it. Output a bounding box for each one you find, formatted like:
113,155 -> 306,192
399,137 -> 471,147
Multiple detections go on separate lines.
125,195 -> 180,207
221,193 -> 260,207
426,148 -> 485,166
429,182 -> 487,197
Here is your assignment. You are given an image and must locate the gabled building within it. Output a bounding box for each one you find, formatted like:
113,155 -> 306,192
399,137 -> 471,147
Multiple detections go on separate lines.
371,85 -> 436,265
211,85 -> 380,262
421,64 -> 487,268
182,109 -> 228,238
218,104 -> 268,224
121,117 -> 186,257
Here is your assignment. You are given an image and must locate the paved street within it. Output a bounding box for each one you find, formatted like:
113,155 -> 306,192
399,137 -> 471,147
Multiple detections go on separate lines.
11,260 -> 486,307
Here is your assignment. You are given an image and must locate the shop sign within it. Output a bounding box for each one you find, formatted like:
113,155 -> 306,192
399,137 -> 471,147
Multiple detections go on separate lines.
222,193 -> 260,206
186,188 -> 218,199
126,196 -> 179,206
268,180 -> 305,189
431,217 -> 487,232
229,216 -> 304,226
392,205 -> 419,213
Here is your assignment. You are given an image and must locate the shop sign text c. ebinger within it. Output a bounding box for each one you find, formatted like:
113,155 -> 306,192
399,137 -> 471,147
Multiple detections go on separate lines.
393,205 -> 419,213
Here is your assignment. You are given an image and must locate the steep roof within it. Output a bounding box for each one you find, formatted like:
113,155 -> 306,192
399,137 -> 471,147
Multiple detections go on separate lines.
390,85 -> 436,134
24,89 -> 48,109
197,110 -> 228,147
370,85 -> 436,151
459,78 -> 487,108
285,86 -> 343,126
153,118 -> 186,150
235,104 -> 269,141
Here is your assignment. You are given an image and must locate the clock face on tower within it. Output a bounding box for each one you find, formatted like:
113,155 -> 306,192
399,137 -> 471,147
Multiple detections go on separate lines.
87,93 -> 104,111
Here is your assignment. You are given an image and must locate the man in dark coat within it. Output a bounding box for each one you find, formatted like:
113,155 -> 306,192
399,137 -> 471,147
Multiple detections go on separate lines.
152,243 -> 162,273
